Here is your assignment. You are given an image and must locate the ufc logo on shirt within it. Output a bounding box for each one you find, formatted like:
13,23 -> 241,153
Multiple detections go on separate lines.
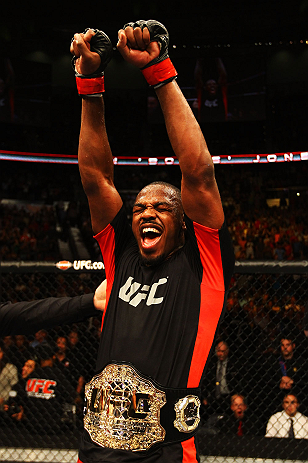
119,276 -> 168,307
26,378 -> 57,399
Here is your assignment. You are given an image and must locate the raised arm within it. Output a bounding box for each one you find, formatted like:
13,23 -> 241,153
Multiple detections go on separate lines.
117,21 -> 224,229
155,81 -> 224,228
71,29 -> 123,234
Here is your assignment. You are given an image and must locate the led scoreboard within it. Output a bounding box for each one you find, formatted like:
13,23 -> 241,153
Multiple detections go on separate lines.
0,150 -> 307,165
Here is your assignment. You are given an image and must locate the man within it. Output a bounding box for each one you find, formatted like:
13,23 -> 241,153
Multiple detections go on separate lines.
266,334 -> 308,415
201,341 -> 241,415
71,19 -> 234,462
0,280 -> 106,336
265,394 -> 308,439
5,346 -> 77,434
1,356 -> 37,423
204,394 -> 260,436
29,329 -> 50,349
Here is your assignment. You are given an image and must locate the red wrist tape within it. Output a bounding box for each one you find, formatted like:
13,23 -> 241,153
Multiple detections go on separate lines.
141,58 -> 177,87
76,76 -> 105,95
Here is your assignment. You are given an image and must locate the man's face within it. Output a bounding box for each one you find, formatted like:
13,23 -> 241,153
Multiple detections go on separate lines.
56,337 -> 67,352
15,335 -> 25,347
35,330 -> 46,342
281,339 -> 295,359
216,342 -> 229,361
132,185 -> 185,266
283,395 -> 299,417
69,332 -> 79,347
205,79 -> 218,95
231,396 -> 247,419
22,359 -> 36,379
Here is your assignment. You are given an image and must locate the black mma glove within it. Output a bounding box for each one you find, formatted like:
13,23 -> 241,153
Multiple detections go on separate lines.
123,19 -> 177,89
72,28 -> 113,96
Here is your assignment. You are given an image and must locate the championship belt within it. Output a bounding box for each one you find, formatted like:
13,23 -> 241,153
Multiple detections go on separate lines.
84,363 -> 201,452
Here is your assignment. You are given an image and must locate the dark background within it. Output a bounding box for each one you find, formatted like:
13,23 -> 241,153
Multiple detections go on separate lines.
0,1 -> 307,197
0,0 -> 307,152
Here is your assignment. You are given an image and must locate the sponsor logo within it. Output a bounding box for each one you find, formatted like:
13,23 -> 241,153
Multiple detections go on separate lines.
56,260 -> 104,271
56,260 -> 72,271
73,260 -> 104,270
26,378 -> 57,400
119,276 -> 168,307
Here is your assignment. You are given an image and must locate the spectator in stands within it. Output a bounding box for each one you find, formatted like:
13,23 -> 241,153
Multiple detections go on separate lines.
67,328 -> 87,391
54,335 -> 69,368
0,356 -> 38,426
265,394 -> 308,439
204,394 -> 262,436
68,329 -> 79,350
266,333 -> 308,414
21,357 -> 37,379
8,346 -> 77,434
2,336 -> 14,354
3,354 -> 37,424
54,334 -> 85,407
0,343 -> 18,411
273,241 -> 286,260
278,335 -> 307,391
29,329 -> 50,350
201,341 -> 242,416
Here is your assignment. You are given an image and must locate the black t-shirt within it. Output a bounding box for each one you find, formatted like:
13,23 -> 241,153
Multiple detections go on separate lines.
14,365 -> 76,433
78,207 -> 234,463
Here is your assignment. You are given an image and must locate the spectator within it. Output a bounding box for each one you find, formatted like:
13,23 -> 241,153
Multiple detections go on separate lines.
201,341 -> 242,415
54,335 -> 70,368
9,346 -> 77,434
0,343 -> 18,411
67,328 -> 88,391
54,334 -> 85,406
266,333 -> 308,414
68,329 -> 79,350
265,394 -> 308,439
2,355 -> 38,425
21,357 -> 37,379
273,241 -> 286,260
204,394 -> 262,436
29,329 -> 51,351
4,355 -> 39,423
0,356 -> 37,426
2,336 -> 14,354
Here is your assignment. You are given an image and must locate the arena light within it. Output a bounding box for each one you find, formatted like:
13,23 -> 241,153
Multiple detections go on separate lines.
0,150 -> 307,166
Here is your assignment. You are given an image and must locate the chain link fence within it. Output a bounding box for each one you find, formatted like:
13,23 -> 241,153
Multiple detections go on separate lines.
1,261 -> 308,462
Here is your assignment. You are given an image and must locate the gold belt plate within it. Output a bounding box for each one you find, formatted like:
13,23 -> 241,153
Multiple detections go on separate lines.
84,364 -> 166,451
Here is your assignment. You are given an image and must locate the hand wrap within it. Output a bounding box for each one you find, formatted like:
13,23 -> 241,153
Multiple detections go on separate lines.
72,28 -> 112,95
123,19 -> 177,89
